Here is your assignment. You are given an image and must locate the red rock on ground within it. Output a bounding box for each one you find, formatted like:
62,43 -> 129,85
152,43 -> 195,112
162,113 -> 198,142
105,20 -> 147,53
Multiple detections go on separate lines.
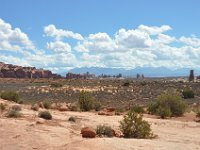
81,127 -> 96,138
58,105 -> 69,111
38,102 -> 44,108
106,107 -> 115,112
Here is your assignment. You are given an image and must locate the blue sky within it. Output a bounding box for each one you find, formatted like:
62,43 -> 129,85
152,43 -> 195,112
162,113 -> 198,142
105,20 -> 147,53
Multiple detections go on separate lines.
0,0 -> 200,73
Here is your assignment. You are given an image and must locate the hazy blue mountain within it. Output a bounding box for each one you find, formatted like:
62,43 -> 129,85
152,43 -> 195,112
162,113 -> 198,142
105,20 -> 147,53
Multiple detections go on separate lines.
67,67 -> 200,77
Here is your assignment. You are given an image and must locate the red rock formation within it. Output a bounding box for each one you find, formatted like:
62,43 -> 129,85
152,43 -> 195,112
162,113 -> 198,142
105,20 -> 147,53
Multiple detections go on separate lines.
0,62 -> 61,78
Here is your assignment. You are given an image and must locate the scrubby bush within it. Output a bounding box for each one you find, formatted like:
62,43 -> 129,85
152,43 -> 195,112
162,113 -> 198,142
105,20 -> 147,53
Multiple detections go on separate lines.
0,103 -> 6,112
148,90 -> 187,118
68,116 -> 76,122
1,91 -> 19,103
43,100 -> 51,109
78,91 -> 94,111
7,110 -> 22,118
156,106 -> 172,119
11,105 -> 22,111
69,103 -> 80,111
96,125 -> 114,137
131,105 -> 144,114
18,100 -> 24,104
182,88 -> 194,99
123,81 -> 130,87
50,83 -> 63,88
196,109 -> 200,119
115,108 -> 125,115
7,106 -> 22,118
93,100 -> 101,111
120,110 -> 154,139
140,81 -> 147,86
38,111 -> 52,120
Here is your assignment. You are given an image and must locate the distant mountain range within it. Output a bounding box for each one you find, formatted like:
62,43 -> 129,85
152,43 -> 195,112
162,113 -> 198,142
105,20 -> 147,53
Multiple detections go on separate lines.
67,67 -> 200,77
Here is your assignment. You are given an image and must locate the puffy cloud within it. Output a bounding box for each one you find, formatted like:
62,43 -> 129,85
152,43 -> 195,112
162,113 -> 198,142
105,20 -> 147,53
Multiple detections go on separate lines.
138,25 -> 172,35
75,28 -> 153,53
81,32 -> 117,53
179,36 -> 200,47
115,28 -> 152,48
1,19 -> 200,72
74,42 -> 89,52
154,34 -> 176,44
44,24 -> 83,40
47,41 -> 71,53
0,18 -> 35,51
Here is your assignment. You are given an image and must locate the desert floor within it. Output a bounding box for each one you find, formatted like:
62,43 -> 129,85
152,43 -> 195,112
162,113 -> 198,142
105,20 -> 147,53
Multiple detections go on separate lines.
0,99 -> 200,150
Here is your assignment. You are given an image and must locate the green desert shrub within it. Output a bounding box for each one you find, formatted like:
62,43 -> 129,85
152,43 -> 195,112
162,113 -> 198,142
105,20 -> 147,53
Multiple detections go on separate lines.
50,82 -> 63,88
93,100 -> 101,111
7,110 -> 22,118
38,111 -> 52,120
115,108 -> 125,115
78,91 -> 94,111
11,105 -> 22,111
156,106 -> 172,119
69,103 -> 80,111
140,81 -> 147,86
1,91 -> 19,103
196,109 -> 200,119
148,90 -> 187,118
96,125 -> 114,137
18,100 -> 24,104
131,105 -> 144,114
123,81 -> 130,87
7,106 -> 22,118
68,116 -> 76,122
43,100 -> 51,109
120,110 -> 154,139
182,88 -> 195,99
0,103 -> 6,112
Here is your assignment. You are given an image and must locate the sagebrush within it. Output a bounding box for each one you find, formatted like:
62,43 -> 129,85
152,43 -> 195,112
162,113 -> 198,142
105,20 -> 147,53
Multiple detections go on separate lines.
148,90 -> 187,118
120,110 -> 154,139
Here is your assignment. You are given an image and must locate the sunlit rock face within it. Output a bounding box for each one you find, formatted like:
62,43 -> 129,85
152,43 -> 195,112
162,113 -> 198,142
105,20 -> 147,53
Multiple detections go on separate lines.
0,62 -> 61,78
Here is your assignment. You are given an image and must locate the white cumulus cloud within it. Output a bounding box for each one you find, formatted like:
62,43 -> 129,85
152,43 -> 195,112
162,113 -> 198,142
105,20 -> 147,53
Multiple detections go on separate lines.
47,41 -> 71,53
138,25 -> 172,35
0,19 -> 35,52
44,24 -> 84,40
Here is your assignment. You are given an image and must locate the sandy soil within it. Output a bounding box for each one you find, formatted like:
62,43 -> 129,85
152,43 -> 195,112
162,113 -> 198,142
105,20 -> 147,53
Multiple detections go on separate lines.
0,99 -> 200,150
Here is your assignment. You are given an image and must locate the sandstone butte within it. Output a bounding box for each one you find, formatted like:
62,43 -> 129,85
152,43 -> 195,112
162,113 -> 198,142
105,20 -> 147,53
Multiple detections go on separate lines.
0,62 -> 61,78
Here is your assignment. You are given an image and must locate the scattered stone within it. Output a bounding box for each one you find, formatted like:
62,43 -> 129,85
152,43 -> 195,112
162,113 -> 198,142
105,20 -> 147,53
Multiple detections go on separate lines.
106,107 -> 115,112
38,102 -> 44,109
81,127 -> 96,138
36,118 -> 45,124
98,111 -> 114,116
112,129 -> 123,137
50,103 -> 57,109
98,111 -> 107,115
58,105 -> 69,111
31,104 -> 39,111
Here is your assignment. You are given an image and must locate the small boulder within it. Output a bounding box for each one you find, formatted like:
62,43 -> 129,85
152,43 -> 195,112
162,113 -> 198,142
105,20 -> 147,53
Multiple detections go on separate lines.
36,118 -> 45,124
50,103 -> 57,109
38,102 -> 44,108
98,111 -> 113,116
106,107 -> 115,112
31,104 -> 39,111
81,127 -> 96,138
98,111 -> 107,115
58,105 -> 69,111
112,129 -> 123,137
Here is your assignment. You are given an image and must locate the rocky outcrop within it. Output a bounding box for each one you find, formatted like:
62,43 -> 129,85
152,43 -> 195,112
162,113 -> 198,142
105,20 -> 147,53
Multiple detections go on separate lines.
0,62 -> 61,78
